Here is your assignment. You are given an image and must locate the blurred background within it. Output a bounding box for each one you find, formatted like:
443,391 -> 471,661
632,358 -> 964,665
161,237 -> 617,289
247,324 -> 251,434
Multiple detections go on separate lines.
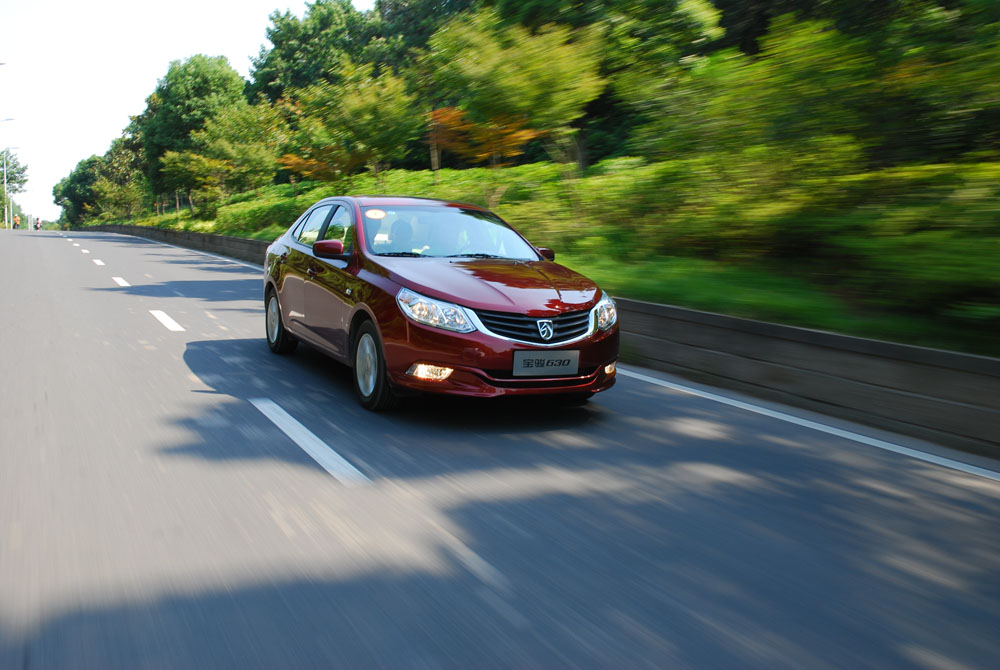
43,0 -> 1000,355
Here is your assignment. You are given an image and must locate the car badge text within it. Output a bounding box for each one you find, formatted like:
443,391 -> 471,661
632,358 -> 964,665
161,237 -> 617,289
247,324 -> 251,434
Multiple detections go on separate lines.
537,319 -> 555,341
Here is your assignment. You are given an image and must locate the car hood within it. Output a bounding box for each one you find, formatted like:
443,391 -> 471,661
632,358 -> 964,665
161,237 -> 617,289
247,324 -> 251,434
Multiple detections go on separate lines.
376,257 -> 601,314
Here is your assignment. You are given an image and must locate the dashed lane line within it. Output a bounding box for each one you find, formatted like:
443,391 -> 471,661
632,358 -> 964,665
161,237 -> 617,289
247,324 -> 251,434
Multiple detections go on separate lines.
149,310 -> 185,332
249,398 -> 370,486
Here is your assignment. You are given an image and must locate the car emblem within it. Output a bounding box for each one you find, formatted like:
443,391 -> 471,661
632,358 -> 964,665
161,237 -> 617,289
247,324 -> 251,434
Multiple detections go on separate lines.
537,319 -> 554,341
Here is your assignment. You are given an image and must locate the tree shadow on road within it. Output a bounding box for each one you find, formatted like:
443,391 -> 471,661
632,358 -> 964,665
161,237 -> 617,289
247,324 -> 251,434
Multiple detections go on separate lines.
2,466 -> 997,669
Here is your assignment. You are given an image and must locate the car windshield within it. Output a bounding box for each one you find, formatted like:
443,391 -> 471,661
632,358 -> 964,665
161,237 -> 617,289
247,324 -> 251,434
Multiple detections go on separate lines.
361,205 -> 539,260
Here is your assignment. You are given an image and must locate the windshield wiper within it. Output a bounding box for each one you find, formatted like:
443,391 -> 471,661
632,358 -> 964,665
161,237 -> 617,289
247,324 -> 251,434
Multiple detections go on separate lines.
377,251 -> 424,257
444,253 -> 508,259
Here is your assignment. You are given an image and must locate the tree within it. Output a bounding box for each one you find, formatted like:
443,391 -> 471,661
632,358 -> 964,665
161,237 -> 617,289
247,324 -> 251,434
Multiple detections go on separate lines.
2,149 -> 28,195
191,100 -> 288,193
367,0 -> 476,71
159,151 -> 231,217
870,2 -> 1000,163
53,156 -> 102,225
140,55 -> 247,196
709,0 -> 944,54
281,65 -> 423,186
424,8 -> 605,166
249,0 -> 373,102
429,106 -> 541,167
91,138 -> 147,220
619,16 -> 873,161
1,149 -> 28,225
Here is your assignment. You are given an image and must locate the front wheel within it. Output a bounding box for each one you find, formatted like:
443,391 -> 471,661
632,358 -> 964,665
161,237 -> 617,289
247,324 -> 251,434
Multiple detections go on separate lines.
353,321 -> 398,411
265,290 -> 297,354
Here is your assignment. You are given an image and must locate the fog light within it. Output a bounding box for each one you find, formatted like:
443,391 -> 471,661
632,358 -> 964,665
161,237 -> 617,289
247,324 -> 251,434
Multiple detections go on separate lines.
406,363 -> 454,381
604,362 -> 617,376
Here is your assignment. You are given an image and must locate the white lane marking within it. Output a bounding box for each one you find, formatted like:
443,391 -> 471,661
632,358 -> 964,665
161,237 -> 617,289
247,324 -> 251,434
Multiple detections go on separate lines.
81,249 -> 91,254
72,243 -> 79,247
112,277 -> 130,287
618,367 -> 1000,483
149,310 -> 185,332
249,398 -> 370,486
93,259 -> 105,266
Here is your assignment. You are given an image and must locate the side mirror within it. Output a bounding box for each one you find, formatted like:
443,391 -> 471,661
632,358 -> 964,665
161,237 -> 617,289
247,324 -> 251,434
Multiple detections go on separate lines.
537,247 -> 555,261
314,239 -> 350,260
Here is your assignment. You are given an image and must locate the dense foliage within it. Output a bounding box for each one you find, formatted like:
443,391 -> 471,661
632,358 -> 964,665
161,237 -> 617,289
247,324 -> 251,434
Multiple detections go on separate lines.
56,0 -> 1000,351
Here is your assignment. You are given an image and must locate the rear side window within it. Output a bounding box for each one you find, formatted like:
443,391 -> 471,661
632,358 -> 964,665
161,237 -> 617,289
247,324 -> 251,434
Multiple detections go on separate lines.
296,205 -> 333,246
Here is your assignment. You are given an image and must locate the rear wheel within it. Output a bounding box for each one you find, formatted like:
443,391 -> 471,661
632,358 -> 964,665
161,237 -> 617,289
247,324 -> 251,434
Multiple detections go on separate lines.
353,321 -> 398,411
265,290 -> 297,354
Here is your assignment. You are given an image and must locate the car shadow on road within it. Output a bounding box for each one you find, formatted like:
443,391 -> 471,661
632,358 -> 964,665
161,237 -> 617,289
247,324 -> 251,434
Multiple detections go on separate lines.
165,338 -> 610,471
158,257 -> 262,272
88,278 -> 262,307
162,336 -> 921,489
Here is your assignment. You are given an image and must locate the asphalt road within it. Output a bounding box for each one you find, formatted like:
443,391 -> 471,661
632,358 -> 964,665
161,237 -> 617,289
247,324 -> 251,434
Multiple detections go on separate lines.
1,229 -> 998,669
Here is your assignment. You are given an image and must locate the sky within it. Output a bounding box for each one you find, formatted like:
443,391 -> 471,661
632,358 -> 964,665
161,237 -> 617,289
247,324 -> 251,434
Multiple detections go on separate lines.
0,0 -> 375,221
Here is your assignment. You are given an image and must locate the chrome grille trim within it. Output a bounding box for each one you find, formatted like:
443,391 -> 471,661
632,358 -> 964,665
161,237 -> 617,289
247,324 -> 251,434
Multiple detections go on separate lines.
467,307 -> 596,347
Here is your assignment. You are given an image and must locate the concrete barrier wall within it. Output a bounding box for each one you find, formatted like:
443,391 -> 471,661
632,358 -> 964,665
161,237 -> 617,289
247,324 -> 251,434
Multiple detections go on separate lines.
90,224 -> 270,266
87,225 -> 999,455
617,298 -> 1000,455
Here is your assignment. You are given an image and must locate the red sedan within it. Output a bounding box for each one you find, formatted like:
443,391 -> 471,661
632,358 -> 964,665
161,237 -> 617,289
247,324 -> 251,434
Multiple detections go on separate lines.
264,196 -> 618,410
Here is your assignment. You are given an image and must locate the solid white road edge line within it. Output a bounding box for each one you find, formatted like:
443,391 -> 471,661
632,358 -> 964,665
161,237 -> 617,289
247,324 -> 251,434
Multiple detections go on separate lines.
149,310 -> 185,332
249,398 -> 370,485
112,277 -> 130,287
618,367 -> 1000,483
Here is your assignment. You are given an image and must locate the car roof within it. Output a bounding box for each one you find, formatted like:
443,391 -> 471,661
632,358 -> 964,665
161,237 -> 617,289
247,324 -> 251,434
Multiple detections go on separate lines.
348,195 -> 488,211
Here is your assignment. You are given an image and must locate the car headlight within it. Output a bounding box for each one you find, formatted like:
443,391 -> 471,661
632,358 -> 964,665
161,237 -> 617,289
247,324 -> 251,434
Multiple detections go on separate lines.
397,288 -> 476,333
595,292 -> 617,331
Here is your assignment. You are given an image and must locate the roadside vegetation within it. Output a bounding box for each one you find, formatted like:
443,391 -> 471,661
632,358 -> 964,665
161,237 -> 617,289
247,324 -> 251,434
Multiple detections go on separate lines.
53,0 -> 1000,357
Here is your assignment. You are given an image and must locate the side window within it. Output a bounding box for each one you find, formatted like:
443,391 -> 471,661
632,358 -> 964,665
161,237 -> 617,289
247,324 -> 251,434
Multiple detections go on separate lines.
296,205 -> 333,246
322,205 -> 354,253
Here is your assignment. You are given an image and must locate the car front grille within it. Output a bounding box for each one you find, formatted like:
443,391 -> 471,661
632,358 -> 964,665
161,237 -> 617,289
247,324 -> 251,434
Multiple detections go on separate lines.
474,308 -> 592,344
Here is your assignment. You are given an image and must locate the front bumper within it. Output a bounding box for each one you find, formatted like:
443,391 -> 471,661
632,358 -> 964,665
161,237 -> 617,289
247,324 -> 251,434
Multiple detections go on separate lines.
381,318 -> 619,399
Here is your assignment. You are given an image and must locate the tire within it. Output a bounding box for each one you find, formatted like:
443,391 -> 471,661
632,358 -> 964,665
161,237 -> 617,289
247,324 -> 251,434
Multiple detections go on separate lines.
353,320 -> 398,411
265,289 -> 298,354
